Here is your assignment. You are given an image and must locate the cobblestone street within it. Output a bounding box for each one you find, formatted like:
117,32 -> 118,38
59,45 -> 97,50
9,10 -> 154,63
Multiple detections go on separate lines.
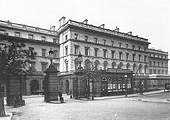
5,90 -> 170,120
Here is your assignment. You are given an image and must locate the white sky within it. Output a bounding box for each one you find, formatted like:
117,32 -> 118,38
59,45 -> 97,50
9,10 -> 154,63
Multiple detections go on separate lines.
1,0 -> 170,65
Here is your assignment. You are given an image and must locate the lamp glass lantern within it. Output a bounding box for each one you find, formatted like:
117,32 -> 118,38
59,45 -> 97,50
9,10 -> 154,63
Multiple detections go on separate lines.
49,48 -> 54,65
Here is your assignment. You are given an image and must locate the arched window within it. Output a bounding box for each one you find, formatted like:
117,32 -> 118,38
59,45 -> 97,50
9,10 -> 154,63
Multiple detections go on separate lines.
103,61 -> 108,70
133,64 -> 137,73
94,60 -> 100,70
84,59 -> 91,70
139,64 -> 142,73
112,62 -> 116,68
117,62 -> 123,69
126,63 -> 130,70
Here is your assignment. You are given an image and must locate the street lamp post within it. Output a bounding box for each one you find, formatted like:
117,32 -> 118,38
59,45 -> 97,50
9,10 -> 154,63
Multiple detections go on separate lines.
75,52 -> 83,99
124,74 -> 128,97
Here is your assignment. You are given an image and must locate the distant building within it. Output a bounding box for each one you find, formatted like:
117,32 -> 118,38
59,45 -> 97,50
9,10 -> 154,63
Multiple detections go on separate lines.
148,48 -> 168,74
0,17 -> 169,96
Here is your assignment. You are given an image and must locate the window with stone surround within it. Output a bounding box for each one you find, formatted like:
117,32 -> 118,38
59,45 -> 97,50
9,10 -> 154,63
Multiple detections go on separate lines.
111,50 -> 115,59
94,48 -> 98,57
28,34 -> 34,39
74,45 -> 79,55
65,46 -> 68,56
94,38 -> 98,43
85,47 -> 89,56
103,49 -> 107,58
15,32 -> 20,37
42,48 -> 46,57
85,36 -> 88,41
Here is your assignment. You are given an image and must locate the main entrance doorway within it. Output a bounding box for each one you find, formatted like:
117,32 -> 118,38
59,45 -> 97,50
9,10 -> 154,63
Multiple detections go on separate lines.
30,80 -> 39,95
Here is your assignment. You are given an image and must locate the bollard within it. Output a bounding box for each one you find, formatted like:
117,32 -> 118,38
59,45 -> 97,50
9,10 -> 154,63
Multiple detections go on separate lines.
70,95 -> 72,99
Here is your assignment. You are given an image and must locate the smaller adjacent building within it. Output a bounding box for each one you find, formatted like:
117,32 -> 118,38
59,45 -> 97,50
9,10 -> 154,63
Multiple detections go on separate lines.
148,48 -> 168,75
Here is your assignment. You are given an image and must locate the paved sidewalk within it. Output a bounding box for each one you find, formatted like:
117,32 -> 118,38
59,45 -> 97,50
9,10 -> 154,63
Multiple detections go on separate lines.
2,90 -> 169,120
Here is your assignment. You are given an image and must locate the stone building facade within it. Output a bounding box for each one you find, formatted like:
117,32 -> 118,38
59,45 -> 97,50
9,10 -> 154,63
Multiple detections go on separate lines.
148,48 -> 168,74
0,20 -> 60,95
0,17 -> 169,96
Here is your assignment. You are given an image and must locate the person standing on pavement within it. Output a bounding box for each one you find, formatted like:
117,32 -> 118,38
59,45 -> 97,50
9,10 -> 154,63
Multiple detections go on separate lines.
59,91 -> 62,101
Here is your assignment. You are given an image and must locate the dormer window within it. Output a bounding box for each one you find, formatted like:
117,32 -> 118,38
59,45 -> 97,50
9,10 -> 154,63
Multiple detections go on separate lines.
94,38 -> 98,43
28,34 -> 34,39
85,36 -> 88,41
41,36 -> 46,41
15,32 -> 20,37
74,34 -> 78,40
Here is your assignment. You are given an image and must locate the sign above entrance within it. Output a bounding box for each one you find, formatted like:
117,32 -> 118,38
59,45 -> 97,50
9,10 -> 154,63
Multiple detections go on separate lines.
107,68 -> 132,73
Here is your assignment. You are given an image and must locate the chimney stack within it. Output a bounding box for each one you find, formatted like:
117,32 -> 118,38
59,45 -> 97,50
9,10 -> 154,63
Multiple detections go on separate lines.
127,31 -> 132,35
50,26 -> 55,31
114,26 -> 119,32
59,16 -> 66,27
99,24 -> 105,28
83,19 -> 88,24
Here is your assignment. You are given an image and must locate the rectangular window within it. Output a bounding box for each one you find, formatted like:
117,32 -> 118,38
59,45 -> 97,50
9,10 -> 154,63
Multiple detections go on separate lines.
74,45 -> 79,55
41,62 -> 47,72
29,62 -> 35,71
65,35 -> 68,41
144,47 -> 146,51
158,62 -> 160,67
94,38 -> 98,43
74,34 -> 78,40
162,70 -> 164,74
65,46 -> 68,56
119,52 -> 122,60
0,29 -> 6,34
126,44 -> 128,48
154,69 -> 156,74
41,36 -> 46,41
150,69 -> 152,74
103,49 -> 107,58
150,61 -> 152,66
103,39 -> 106,45
94,48 -> 98,57
65,62 -> 68,71
112,50 -> 115,59
28,34 -> 34,39
126,53 -> 129,60
139,55 -> 141,62
133,54 -> 136,61
138,46 -> 141,51
53,50 -> 58,58
154,61 -> 155,66
42,49 -> 46,57
85,36 -> 88,41
132,45 -> 135,50
15,32 -> 20,37
144,55 -> 147,62
119,42 -> 122,47
53,38 -> 57,43
158,70 -> 160,74
85,47 -> 89,56
53,63 -> 59,70
111,41 -> 114,46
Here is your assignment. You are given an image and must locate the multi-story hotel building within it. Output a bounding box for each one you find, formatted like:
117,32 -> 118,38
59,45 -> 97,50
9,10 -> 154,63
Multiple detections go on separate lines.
0,20 -> 60,95
0,17 -> 169,96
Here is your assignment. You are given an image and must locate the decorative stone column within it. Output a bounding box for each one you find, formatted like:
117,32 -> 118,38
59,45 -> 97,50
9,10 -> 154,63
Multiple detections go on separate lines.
44,64 -> 59,102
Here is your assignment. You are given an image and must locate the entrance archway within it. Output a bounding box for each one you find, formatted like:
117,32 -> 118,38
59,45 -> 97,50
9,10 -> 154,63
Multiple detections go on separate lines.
30,80 -> 39,95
